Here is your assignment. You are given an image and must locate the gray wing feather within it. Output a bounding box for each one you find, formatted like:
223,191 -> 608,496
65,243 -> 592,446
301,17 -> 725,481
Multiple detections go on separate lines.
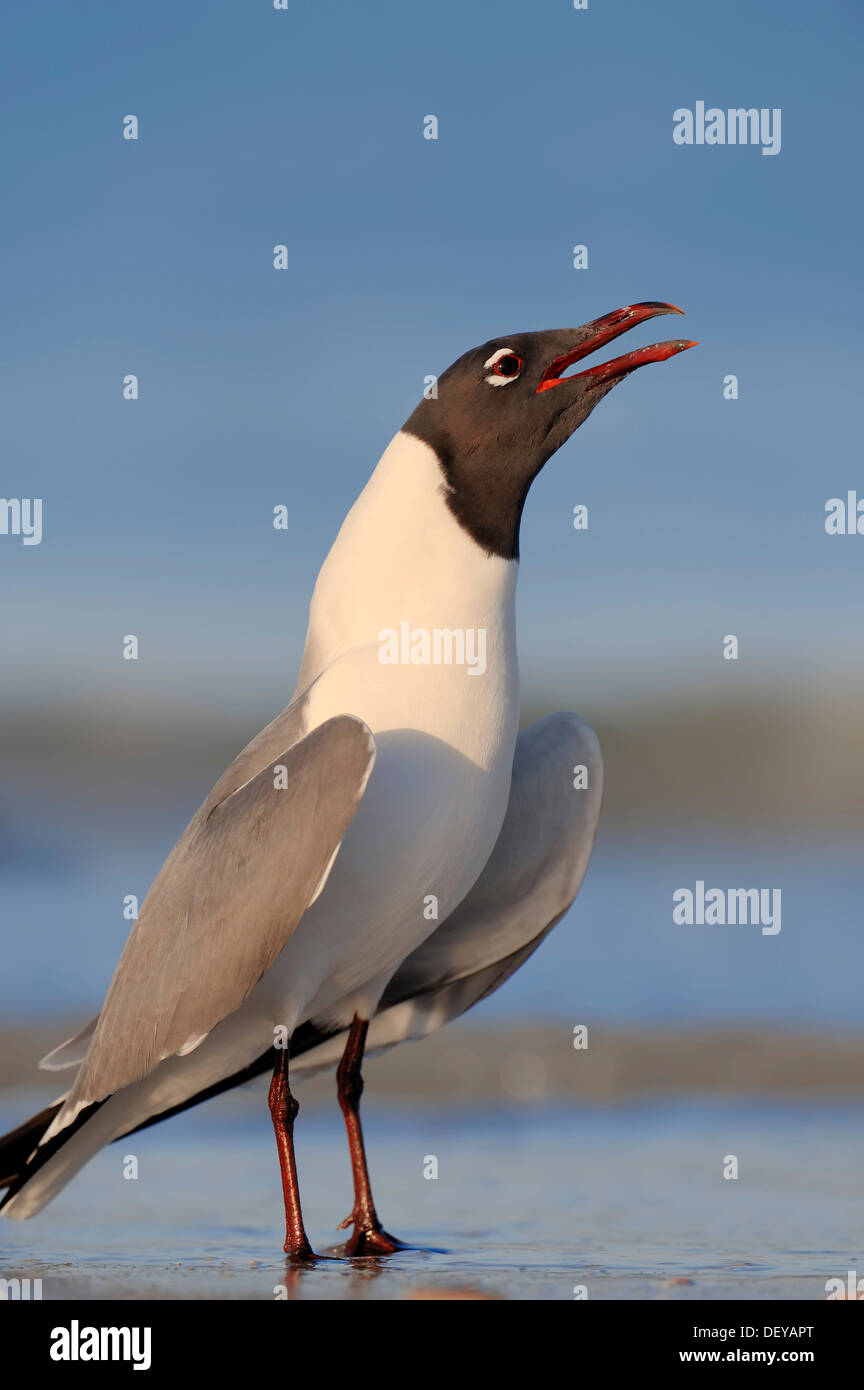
61,711 -> 376,1113
40,698 -> 315,1074
293,711 -> 602,1074
39,1019 -> 97,1072
381,711 -> 602,1007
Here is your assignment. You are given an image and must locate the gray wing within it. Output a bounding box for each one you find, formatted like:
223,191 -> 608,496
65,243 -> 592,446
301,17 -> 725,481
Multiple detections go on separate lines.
39,694 -> 317,1074
293,711 -> 602,1073
58,709 -> 376,1117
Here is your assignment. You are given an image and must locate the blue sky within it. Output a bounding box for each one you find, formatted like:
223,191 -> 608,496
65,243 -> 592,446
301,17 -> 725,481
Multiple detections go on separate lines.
1,0 -> 861,713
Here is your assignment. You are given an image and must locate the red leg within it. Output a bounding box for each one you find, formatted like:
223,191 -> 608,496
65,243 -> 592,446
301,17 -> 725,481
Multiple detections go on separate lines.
336,1015 -> 404,1256
269,1044 -> 315,1261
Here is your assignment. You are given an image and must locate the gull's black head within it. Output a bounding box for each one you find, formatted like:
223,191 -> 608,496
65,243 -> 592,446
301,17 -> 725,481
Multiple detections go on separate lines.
404,302 -> 696,559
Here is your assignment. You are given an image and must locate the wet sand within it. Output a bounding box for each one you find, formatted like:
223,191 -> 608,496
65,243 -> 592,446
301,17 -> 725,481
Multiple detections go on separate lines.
1,1088 -> 862,1301
3,1022 -> 861,1300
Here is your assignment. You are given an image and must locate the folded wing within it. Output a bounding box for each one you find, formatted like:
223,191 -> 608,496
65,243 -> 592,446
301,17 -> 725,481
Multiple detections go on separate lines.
53,711 -> 376,1129
25,712 -> 600,1142
293,710 -> 603,1070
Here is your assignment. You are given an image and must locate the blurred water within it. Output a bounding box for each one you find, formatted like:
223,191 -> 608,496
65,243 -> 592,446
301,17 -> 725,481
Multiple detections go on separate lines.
1,790 -> 860,1026
0,1095 -> 860,1300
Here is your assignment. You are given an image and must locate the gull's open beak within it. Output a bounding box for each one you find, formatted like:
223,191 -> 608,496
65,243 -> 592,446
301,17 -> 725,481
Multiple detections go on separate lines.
536,302 -> 697,393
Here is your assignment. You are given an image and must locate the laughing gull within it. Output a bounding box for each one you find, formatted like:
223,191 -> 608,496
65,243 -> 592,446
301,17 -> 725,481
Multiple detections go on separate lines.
0,303 -> 694,1258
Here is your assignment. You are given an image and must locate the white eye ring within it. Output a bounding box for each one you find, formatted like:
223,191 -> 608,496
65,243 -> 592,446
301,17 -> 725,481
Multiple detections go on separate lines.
483,347 -> 522,386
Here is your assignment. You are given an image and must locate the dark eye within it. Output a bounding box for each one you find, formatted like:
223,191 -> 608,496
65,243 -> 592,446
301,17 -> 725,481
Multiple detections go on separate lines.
483,347 -> 523,385
493,353 -> 522,378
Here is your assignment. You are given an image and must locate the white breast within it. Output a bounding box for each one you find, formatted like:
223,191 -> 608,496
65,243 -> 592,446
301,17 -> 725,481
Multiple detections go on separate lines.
269,431 -> 523,1028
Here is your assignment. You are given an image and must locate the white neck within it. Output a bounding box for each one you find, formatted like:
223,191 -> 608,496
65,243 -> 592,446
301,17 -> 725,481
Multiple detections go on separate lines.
296,430 -> 519,690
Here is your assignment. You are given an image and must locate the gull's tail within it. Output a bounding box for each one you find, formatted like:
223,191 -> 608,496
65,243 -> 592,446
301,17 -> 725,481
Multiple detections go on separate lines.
0,960 -> 525,1219
0,1104 -> 64,1190
0,1018 -> 340,1219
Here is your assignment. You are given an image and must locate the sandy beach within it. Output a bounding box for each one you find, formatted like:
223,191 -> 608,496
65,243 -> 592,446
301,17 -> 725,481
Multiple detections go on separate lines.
1,1089 -> 858,1301
4,1019 -> 864,1105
